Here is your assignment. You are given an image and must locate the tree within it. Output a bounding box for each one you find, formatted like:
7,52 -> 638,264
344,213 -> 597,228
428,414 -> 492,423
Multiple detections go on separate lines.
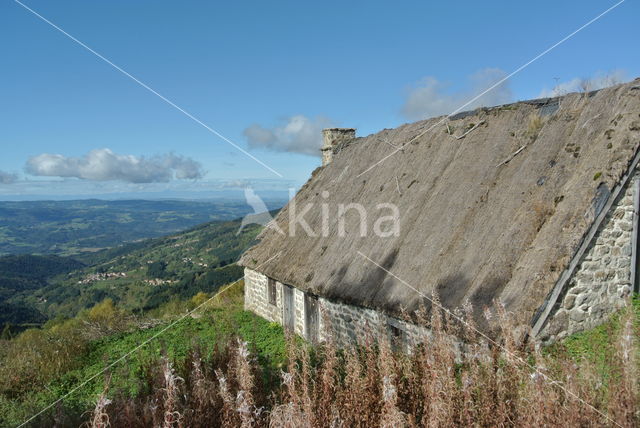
191,292 -> 209,307
147,261 -> 168,279
83,298 -> 129,337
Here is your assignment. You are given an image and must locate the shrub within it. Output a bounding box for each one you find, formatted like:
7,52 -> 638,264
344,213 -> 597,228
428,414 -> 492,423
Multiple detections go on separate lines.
81,300 -> 638,427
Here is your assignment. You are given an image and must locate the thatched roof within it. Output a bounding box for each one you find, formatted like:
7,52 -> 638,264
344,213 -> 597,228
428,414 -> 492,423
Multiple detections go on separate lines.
240,80 -> 640,329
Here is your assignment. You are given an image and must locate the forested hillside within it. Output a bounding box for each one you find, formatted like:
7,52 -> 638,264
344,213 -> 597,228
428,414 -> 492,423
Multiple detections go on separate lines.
0,214 -> 268,329
0,254 -> 84,290
0,255 -> 85,327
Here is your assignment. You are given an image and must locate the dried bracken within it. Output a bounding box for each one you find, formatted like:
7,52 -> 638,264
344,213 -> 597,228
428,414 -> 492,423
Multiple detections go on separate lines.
161,356 -> 184,428
87,377 -> 112,428
87,301 -> 638,427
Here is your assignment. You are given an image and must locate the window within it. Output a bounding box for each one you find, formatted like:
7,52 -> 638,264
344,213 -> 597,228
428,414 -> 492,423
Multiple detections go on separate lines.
304,294 -> 319,343
267,278 -> 277,306
388,322 -> 407,352
282,284 -> 295,331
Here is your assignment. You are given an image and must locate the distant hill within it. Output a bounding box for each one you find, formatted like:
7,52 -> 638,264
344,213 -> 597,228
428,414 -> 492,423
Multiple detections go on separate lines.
0,254 -> 85,290
2,213 -> 271,322
0,254 -> 85,326
0,199 -> 284,256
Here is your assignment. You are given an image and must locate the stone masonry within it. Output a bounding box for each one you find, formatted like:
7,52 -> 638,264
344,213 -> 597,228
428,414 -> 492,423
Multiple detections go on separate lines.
244,267 -> 305,336
244,267 -> 282,325
317,296 -> 434,351
540,170 -> 638,343
244,267 -> 433,351
321,128 -> 356,166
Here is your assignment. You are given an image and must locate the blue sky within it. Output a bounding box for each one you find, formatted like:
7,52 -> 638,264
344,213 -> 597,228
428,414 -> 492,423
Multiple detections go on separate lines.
0,0 -> 638,199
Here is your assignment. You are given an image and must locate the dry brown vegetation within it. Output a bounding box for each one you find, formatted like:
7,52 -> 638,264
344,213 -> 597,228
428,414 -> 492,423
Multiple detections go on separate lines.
525,113 -> 544,141
87,301 -> 638,428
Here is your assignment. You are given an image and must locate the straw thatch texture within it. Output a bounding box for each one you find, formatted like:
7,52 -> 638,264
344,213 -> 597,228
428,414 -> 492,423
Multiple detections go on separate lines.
240,80 -> 640,330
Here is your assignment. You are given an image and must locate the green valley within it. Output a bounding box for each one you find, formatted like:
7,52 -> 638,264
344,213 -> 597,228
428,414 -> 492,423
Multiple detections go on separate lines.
0,213 -> 269,330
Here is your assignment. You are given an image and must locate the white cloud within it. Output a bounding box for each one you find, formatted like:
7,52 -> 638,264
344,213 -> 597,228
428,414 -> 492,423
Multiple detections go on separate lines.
401,68 -> 513,121
538,70 -> 628,98
0,171 -> 18,184
25,148 -> 204,183
244,115 -> 334,156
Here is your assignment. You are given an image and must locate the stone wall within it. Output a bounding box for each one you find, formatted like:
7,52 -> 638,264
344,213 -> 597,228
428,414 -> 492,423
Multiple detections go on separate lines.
244,268 -> 306,335
244,267 -> 282,324
317,296 -> 433,351
540,171 -> 637,343
244,267 -> 433,351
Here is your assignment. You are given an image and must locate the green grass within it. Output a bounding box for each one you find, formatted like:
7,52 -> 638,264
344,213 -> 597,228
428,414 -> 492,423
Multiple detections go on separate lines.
546,295 -> 639,380
0,283 -> 287,427
60,310 -> 285,397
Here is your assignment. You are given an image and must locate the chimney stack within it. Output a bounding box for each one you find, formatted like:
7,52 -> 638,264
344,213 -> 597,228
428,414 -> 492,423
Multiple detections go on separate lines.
321,128 -> 356,166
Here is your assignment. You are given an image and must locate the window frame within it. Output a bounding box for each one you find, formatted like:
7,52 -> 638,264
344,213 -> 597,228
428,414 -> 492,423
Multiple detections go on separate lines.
267,277 -> 277,306
388,321 -> 407,352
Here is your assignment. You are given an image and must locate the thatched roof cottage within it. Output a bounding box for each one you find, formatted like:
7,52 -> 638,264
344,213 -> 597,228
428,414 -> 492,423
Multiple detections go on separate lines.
240,80 -> 640,347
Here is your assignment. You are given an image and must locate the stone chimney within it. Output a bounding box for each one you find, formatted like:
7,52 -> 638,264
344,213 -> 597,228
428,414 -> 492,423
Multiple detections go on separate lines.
321,128 -> 356,166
